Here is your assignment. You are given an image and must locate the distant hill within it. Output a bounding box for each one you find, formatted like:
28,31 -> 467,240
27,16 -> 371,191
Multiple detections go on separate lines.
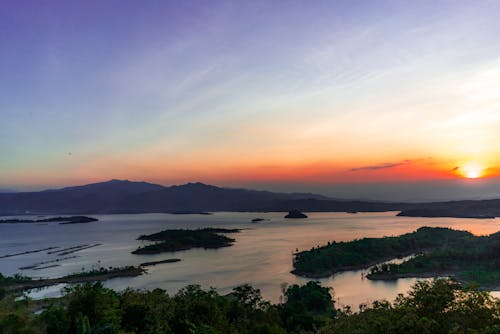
0,180 -> 340,215
118,182 -> 335,213
0,180 -> 164,214
1,179 -> 500,218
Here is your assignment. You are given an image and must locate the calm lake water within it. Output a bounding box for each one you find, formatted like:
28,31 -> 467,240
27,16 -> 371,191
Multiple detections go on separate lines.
1,212 -> 499,308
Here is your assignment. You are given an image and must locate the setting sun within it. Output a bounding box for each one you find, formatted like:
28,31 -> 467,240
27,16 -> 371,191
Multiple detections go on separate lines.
461,163 -> 484,179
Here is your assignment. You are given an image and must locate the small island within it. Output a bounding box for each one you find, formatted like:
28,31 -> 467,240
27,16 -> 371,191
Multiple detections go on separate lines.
132,228 -> 241,254
167,211 -> 212,215
251,218 -> 266,222
292,227 -> 500,280
0,216 -> 98,224
285,210 -> 308,219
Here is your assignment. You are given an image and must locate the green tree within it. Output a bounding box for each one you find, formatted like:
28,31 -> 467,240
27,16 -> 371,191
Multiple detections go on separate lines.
281,281 -> 335,332
43,305 -> 70,334
65,283 -> 121,334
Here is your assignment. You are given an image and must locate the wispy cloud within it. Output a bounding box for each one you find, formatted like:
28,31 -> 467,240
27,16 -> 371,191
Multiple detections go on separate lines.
350,160 -> 412,172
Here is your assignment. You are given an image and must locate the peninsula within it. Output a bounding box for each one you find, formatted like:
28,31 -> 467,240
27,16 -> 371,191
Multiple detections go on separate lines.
367,231 -> 499,289
291,227 -> 499,285
0,266 -> 145,292
0,216 -> 98,224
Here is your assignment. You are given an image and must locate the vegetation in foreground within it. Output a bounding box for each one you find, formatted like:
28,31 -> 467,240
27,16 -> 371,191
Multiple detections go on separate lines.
0,278 -> 498,334
133,228 -> 240,254
292,227 -> 489,279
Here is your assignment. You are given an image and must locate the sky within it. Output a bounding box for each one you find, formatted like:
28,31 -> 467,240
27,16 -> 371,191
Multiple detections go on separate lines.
2,0 -> 500,200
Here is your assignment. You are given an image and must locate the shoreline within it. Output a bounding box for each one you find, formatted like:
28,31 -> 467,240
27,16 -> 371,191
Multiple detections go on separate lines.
291,251 -> 422,279
294,266 -> 500,292
5,258 -> 185,292
5,266 -> 145,292
367,271 -> 500,291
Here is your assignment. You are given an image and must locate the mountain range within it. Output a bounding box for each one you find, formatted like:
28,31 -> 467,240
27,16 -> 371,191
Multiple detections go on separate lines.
1,179 -> 500,218
0,179 -> 335,214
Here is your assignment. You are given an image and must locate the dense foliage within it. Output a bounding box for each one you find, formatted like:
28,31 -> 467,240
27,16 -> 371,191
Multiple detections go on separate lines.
321,279 -> 500,334
368,231 -> 500,287
133,228 -> 240,254
0,279 -> 498,334
293,227 -> 475,277
3,281 -> 332,334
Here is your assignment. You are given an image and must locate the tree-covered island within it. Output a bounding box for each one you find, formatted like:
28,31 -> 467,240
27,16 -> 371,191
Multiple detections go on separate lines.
292,227 -> 499,288
132,228 -> 241,254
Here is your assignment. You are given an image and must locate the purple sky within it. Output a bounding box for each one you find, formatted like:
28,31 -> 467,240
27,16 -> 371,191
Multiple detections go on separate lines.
2,1 -> 500,200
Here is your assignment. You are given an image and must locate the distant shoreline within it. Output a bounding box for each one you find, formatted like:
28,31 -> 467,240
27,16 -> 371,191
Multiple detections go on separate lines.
0,216 -> 98,224
1,210 -> 498,220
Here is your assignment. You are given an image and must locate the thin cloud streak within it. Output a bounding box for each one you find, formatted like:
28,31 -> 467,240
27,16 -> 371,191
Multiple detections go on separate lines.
350,160 -> 413,172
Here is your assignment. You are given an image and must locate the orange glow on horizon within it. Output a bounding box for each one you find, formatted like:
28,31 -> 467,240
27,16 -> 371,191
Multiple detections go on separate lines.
6,152 -> 500,189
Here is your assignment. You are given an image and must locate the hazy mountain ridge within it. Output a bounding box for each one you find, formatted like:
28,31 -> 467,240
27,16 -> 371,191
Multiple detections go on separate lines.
0,180 -> 334,214
1,179 -> 499,217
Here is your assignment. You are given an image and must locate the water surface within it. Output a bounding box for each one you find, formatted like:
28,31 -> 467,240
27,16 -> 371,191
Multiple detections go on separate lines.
1,212 -> 498,307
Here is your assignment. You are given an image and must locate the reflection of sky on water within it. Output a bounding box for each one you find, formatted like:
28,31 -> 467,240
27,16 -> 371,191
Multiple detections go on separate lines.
3,212 -> 498,308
